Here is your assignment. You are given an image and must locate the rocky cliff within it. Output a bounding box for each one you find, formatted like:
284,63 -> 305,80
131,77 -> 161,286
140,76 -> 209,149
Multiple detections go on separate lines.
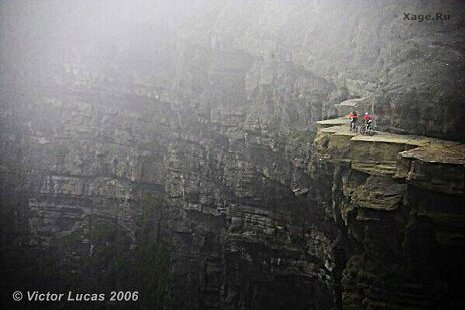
312,115 -> 465,308
1,1 -> 464,309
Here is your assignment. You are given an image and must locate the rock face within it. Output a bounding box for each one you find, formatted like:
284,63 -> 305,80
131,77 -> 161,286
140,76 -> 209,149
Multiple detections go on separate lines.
312,119 -> 465,308
1,1 -> 464,309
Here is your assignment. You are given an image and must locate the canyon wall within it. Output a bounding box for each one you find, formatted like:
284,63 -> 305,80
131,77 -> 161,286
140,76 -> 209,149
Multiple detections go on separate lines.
1,0 -> 464,309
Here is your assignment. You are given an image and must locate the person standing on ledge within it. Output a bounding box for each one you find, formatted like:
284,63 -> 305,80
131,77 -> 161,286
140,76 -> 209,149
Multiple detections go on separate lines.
348,111 -> 358,131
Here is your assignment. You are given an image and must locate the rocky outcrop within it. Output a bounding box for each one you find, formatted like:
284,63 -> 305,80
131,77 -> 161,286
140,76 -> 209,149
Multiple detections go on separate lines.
311,118 -> 465,309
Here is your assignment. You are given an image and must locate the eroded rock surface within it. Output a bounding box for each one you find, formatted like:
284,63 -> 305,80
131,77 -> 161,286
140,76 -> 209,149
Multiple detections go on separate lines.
312,120 -> 465,309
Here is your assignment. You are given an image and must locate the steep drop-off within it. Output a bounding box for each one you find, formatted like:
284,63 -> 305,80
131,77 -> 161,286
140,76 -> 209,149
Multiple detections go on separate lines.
312,114 -> 465,308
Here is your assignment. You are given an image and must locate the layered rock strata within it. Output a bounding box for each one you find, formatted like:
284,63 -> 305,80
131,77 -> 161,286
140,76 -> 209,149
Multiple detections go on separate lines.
311,118 -> 465,309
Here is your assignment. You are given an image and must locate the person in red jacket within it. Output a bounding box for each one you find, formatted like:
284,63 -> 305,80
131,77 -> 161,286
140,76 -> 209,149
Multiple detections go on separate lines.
347,111 -> 358,131
363,112 -> 373,128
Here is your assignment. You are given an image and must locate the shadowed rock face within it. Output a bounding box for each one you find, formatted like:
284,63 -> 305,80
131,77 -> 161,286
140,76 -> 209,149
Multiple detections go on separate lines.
1,1 -> 464,309
312,117 -> 465,308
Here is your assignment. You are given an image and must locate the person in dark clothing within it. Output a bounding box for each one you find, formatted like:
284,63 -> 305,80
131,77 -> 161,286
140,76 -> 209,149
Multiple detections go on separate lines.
348,111 -> 358,131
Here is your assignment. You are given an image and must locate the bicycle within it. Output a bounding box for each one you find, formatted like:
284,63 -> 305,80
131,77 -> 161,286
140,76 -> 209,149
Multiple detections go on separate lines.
360,120 -> 375,136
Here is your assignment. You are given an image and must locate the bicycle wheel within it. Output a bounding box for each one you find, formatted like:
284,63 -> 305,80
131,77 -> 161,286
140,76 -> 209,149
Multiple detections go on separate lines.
360,125 -> 366,135
368,127 -> 375,136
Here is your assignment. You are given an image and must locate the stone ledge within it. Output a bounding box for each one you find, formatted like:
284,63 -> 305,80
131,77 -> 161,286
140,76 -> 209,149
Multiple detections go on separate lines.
315,117 -> 348,129
314,117 -> 465,195
396,142 -> 465,195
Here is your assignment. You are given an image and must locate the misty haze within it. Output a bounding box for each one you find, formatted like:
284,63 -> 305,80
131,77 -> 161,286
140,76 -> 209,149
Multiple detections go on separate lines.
1,1 -> 465,309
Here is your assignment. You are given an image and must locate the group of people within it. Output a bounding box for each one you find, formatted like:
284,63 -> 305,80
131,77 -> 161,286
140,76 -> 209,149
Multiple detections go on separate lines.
347,111 -> 373,132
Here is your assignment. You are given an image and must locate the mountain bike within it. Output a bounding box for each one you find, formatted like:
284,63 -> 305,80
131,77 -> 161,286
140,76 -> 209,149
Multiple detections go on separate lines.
360,120 -> 375,136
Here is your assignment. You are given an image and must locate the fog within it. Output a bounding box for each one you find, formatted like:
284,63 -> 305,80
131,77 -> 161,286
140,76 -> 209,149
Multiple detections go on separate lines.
1,1 -> 464,309
1,1 -> 210,82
